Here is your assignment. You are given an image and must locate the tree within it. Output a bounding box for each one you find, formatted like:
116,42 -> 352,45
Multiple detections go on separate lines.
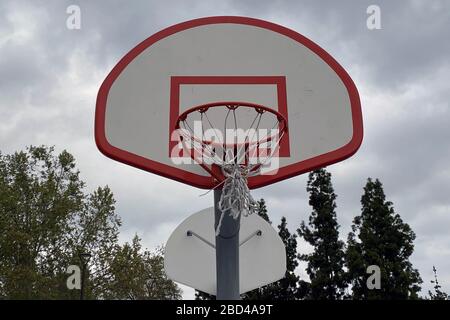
70,185 -> 121,299
345,178 -> 422,299
265,217 -> 300,300
297,168 -> 347,299
103,236 -> 181,300
428,266 -> 448,300
0,146 -> 91,298
255,198 -> 271,224
0,146 -> 181,299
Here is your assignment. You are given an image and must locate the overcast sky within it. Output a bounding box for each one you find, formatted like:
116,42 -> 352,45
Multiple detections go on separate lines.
1,0 -> 449,299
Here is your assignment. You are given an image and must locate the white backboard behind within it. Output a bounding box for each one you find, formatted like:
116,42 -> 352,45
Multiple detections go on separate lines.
164,207 -> 286,295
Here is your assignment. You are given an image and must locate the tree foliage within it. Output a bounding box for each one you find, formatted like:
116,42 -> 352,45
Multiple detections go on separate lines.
298,168 -> 347,299
0,146 -> 180,299
345,178 -> 422,299
103,236 -> 181,300
3,146 -> 429,300
428,266 -> 448,300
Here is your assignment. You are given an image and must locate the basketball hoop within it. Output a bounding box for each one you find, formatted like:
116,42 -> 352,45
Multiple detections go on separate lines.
96,16 -> 363,299
175,101 -> 288,234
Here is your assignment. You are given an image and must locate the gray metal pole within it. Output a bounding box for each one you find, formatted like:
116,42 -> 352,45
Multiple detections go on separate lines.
214,189 -> 241,300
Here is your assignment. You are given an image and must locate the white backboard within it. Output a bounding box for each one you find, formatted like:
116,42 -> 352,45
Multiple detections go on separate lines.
164,207 -> 286,295
96,16 -> 363,189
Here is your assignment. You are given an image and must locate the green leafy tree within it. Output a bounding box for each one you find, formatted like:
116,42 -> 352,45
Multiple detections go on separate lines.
0,146 -> 180,299
70,185 -> 121,299
428,266 -> 448,300
298,168 -> 347,300
255,198 -> 271,224
103,236 -> 181,300
345,178 -> 422,299
0,146 -> 89,298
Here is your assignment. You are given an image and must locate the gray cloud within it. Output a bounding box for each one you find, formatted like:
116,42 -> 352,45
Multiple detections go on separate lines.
1,0 -> 449,298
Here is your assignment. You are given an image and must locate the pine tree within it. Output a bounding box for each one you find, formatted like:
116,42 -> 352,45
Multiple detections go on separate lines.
297,168 -> 347,299
346,178 -> 422,299
273,216 -> 301,299
429,266 -> 448,300
256,199 -> 271,224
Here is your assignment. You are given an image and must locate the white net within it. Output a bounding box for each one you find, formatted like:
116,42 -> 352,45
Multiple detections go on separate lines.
215,164 -> 259,236
176,102 -> 286,235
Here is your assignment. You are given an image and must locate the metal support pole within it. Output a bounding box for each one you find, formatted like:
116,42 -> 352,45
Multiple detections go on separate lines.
214,189 -> 241,300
